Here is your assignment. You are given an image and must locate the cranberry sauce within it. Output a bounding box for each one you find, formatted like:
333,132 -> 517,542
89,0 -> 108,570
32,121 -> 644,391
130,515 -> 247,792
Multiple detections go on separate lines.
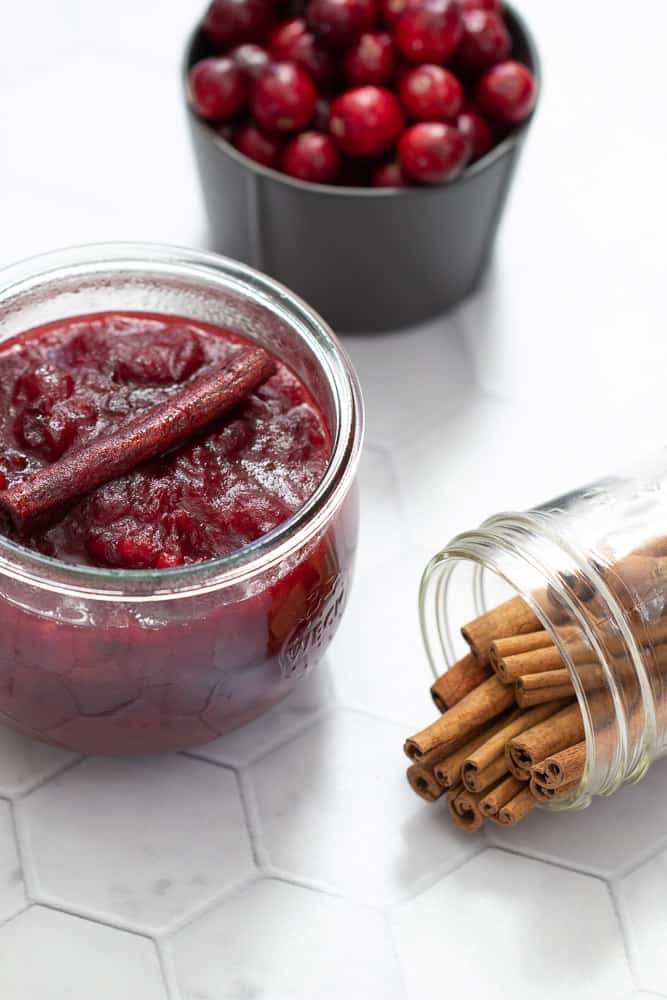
0,312 -> 331,569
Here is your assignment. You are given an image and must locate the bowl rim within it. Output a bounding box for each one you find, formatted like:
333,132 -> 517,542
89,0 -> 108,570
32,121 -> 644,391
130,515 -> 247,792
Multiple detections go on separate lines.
181,1 -> 541,197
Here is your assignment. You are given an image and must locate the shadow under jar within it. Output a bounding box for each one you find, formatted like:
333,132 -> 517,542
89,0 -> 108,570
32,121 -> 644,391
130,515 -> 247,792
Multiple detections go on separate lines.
183,4 -> 540,334
420,453 -> 667,812
0,244 -> 363,754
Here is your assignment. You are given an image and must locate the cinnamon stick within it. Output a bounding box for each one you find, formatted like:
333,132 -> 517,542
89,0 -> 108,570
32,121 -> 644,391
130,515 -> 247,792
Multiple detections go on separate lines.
462,754 -> 507,794
479,775 -> 525,817
0,346 -> 276,535
461,596 -> 541,665
515,669 -> 575,707
496,787 -> 536,825
430,653 -> 491,712
507,702 -> 584,775
432,714 -> 515,790
530,777 -> 580,802
531,741 -> 586,788
406,763 -> 444,802
404,675 -> 515,762
461,701 -> 568,786
447,786 -> 486,833
492,645 -> 565,684
490,630 -> 555,667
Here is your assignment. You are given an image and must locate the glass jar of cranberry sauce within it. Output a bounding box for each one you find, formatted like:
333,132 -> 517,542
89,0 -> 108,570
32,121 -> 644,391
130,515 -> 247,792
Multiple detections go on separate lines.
0,244 -> 363,754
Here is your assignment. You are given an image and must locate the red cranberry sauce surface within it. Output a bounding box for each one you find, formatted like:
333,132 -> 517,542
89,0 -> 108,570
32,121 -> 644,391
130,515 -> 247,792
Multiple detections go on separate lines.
0,312 -> 331,570
191,0 -> 537,187
0,312 -> 357,755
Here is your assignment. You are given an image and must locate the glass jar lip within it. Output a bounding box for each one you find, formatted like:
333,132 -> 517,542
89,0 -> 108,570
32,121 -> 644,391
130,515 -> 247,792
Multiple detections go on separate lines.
0,241 -> 365,601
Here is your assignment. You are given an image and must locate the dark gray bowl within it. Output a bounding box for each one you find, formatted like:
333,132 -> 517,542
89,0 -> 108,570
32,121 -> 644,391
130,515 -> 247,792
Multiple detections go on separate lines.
184,5 -> 540,333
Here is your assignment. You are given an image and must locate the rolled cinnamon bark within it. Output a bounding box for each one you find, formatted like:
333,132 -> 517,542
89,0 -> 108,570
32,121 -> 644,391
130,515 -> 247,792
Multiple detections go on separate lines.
461,701 -> 568,785
406,763 -> 444,802
433,713 -> 516,790
462,754 -> 507,794
531,741 -> 586,788
493,645 -> 565,684
447,786 -> 487,833
495,787 -> 536,825
490,630 -> 555,668
430,653 -> 491,712
461,596 -> 541,666
507,702 -> 584,774
404,676 -> 515,762
530,777 -> 580,802
479,775 -> 525,817
515,669 -> 575,707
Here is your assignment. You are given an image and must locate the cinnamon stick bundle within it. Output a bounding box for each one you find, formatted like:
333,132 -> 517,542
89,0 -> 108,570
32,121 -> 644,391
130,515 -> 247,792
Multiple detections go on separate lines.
496,787 -> 536,826
529,777 -> 580,802
506,703 -> 584,775
479,775 -> 525,817
447,786 -> 487,833
460,701 -> 566,786
432,714 -> 516,790
462,754 -> 508,794
515,669 -> 575,707
531,741 -> 586,788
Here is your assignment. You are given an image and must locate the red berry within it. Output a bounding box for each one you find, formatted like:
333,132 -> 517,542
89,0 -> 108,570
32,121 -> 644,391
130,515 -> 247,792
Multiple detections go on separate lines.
229,43 -> 271,79
399,64 -> 463,122
251,62 -> 317,133
189,57 -> 248,122
373,160 -> 408,186
204,0 -> 274,49
282,131 -> 342,182
329,85 -> 405,157
343,31 -> 395,86
456,106 -> 494,160
269,18 -> 336,87
460,0 -> 503,13
235,122 -> 283,167
456,10 -> 511,75
380,0 -> 408,27
395,0 -> 463,65
306,0 -> 378,49
476,59 -> 536,124
399,122 -> 470,183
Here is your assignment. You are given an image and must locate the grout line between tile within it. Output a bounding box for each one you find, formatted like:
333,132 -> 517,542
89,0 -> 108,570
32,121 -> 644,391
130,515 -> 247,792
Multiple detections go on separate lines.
12,755 -> 86,802
163,871 -> 264,938
34,898 -> 158,941
235,768 -> 270,869
607,877 -> 640,992
9,799 -> 34,905
485,842 -> 611,882
0,902 -> 31,933
156,938 -> 182,1000
613,834 -> 667,882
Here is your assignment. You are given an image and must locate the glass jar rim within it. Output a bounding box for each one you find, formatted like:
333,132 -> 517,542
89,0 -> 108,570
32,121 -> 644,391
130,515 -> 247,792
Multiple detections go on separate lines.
0,242 -> 364,602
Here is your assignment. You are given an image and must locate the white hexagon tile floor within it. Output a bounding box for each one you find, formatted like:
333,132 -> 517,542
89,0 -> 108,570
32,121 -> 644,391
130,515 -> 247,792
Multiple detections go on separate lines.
3,1 -> 667,998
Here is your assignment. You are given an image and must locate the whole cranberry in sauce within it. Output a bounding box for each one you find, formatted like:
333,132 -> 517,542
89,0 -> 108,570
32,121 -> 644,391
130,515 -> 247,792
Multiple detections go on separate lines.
282,131 -> 342,182
476,59 -> 536,124
251,62 -> 318,133
189,58 -> 248,122
399,121 -> 470,183
204,0 -> 274,49
399,64 -> 463,122
306,0 -> 378,49
395,0 -> 463,65
329,85 -> 405,157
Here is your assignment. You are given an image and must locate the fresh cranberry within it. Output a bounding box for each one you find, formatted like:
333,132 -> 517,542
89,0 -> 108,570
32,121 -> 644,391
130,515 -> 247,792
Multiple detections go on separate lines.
399,64 -> 463,122
380,0 -> 407,26
395,0 -> 463,65
251,62 -> 317,133
460,0 -> 503,13
399,122 -> 470,183
476,60 -> 536,124
306,0 -> 378,49
282,131 -> 342,182
455,10 -> 511,75
235,122 -> 283,167
188,57 -> 248,122
269,18 -> 336,87
204,0 -> 274,49
373,160 -> 408,186
456,106 -> 494,160
13,366 -> 74,406
342,31 -> 395,86
329,85 -> 404,157
229,43 -> 271,80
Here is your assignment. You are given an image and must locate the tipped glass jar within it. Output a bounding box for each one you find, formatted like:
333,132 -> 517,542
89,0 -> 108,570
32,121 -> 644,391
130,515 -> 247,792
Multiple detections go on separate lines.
420,454 -> 667,810
0,244 -> 363,754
